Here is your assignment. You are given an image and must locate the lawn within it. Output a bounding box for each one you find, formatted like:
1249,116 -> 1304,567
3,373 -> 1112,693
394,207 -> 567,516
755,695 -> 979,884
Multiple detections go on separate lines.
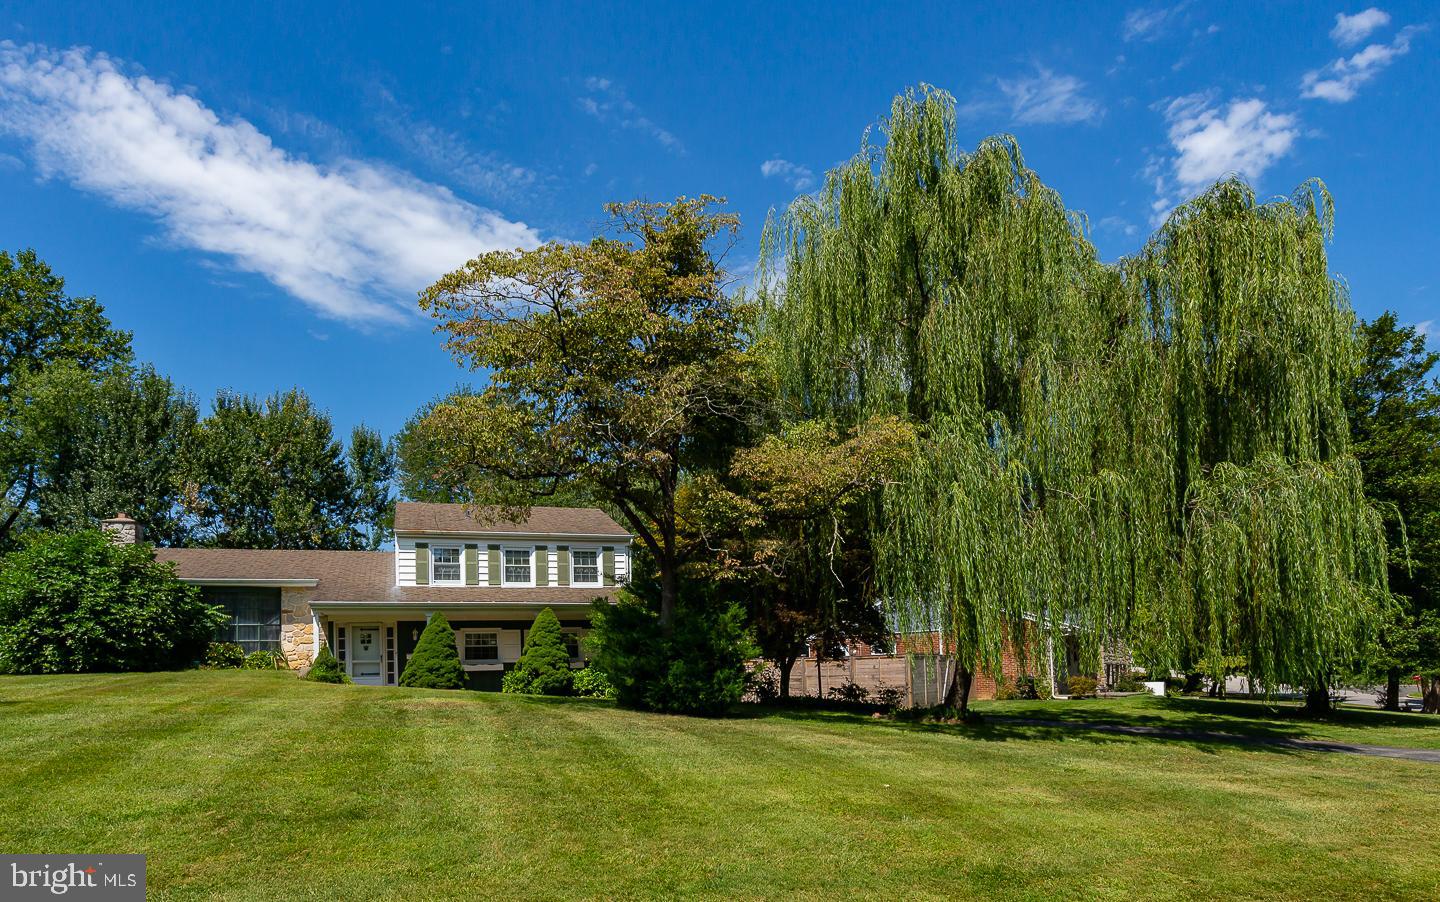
1,672 -> 1437,901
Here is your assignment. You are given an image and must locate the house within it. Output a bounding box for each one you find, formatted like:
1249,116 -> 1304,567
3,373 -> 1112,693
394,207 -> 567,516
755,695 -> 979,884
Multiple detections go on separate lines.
108,504 -> 632,689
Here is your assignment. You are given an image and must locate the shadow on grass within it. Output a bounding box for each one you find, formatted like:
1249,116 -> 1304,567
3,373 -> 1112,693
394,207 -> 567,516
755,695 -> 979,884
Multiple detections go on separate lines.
740,695 -> 1439,758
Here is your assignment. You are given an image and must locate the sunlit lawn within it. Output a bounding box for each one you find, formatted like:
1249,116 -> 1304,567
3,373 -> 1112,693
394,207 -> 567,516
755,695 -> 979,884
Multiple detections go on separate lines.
1,671 -> 1436,900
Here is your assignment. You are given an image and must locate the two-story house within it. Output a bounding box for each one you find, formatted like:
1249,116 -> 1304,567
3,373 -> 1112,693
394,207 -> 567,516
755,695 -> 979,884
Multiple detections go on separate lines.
140,503 -> 632,690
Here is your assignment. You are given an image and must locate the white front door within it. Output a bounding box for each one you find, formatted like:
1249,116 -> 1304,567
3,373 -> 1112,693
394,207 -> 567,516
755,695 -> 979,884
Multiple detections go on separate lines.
350,626 -> 383,686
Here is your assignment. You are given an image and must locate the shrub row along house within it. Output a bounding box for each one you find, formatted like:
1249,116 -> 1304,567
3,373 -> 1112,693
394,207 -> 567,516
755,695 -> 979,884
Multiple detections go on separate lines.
110,504 -> 632,689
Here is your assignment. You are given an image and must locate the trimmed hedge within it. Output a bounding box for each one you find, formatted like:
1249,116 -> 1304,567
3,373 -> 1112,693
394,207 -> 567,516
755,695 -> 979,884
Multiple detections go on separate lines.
399,613 -> 464,689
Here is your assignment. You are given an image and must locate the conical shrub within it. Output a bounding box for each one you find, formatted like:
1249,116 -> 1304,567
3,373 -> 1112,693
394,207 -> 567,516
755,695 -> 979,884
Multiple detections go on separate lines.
305,644 -> 350,684
502,607 -> 574,695
399,612 -> 464,689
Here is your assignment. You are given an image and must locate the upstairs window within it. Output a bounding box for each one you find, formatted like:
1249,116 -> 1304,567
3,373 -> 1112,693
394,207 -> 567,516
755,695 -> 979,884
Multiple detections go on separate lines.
431,546 -> 462,584
463,632 -> 499,663
504,548 -> 532,585
571,548 -> 600,585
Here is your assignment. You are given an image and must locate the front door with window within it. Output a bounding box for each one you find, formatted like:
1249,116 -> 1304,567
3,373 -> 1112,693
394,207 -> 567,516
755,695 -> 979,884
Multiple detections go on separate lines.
350,626 -> 383,686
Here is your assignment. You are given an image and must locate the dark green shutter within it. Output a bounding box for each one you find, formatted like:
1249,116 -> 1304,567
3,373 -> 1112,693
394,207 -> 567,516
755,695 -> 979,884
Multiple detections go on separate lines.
556,546 -> 570,587
464,544 -> 479,585
487,544 -> 501,586
536,546 -> 549,587
602,546 -> 615,586
414,543 -> 429,585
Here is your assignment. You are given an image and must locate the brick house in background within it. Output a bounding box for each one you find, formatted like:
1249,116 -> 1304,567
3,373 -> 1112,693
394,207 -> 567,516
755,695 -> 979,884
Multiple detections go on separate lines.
105,504 -> 632,690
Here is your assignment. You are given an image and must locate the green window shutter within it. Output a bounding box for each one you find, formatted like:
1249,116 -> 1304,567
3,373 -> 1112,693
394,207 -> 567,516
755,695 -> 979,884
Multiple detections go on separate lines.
536,546 -> 549,587
487,544 -> 501,586
464,544 -> 479,586
556,546 -> 570,587
414,543 -> 429,586
602,546 -> 615,586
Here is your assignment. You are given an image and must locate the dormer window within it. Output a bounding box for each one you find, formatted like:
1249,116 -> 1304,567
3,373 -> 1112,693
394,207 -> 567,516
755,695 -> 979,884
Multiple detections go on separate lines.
431,545 -> 462,584
503,547 -> 533,586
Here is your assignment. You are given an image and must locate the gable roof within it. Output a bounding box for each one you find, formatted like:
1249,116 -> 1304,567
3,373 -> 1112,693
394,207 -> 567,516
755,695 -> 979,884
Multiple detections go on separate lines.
155,547 -> 618,605
392,502 -> 629,537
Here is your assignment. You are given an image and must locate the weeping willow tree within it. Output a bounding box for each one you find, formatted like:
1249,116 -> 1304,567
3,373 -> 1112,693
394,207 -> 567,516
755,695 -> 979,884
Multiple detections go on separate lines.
761,86 -> 1386,714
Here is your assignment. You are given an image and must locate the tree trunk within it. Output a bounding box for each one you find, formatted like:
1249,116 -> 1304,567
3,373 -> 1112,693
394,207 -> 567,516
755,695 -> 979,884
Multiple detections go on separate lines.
778,657 -> 795,699
1303,682 -> 1332,716
1385,667 -> 1401,712
1423,677 -> 1440,715
944,665 -> 975,718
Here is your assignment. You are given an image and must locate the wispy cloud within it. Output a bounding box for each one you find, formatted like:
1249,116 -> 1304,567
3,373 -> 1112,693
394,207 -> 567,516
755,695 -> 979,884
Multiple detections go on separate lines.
1302,24 -> 1422,103
0,42 -> 538,325
759,158 -> 814,192
578,76 -> 683,154
1097,215 -> 1139,238
372,88 -> 537,203
1148,92 -> 1298,224
995,67 -> 1104,125
1330,8 -> 1390,46
1122,3 -> 1188,42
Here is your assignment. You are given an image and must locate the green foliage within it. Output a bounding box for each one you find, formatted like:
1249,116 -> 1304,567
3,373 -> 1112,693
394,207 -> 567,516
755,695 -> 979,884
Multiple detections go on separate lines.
588,591 -> 756,716
1112,673 -> 1146,693
206,642 -> 244,668
502,607 -> 574,696
679,416 -> 914,690
398,613 -> 464,689
184,389 -> 363,550
305,645 -> 350,684
762,86 -> 1387,703
243,649 -> 286,670
348,424 -> 396,550
571,665 -> 616,699
1067,676 -> 1098,698
27,363 -> 198,546
0,529 -> 223,673
1,248 -> 133,548
418,197 -> 765,625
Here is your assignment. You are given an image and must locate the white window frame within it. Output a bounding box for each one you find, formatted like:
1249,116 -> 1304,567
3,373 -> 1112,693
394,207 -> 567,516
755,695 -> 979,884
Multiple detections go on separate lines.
502,546 -> 535,587
458,630 -> 501,666
569,546 -> 602,587
430,544 -> 463,585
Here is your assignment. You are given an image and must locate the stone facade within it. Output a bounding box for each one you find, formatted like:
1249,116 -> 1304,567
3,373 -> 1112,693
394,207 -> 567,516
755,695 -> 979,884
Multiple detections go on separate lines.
279,587 -> 317,669
100,514 -> 143,545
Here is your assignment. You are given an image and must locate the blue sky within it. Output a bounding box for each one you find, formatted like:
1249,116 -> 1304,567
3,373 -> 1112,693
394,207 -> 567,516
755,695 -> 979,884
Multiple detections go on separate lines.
0,2 -> 1435,441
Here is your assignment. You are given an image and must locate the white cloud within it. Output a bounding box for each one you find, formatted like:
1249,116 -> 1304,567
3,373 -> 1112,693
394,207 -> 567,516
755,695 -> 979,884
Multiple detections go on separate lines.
759,158 -> 814,192
1097,215 -> 1139,237
1330,8 -> 1390,46
1163,94 -> 1298,189
578,76 -> 683,153
1302,25 -> 1421,103
996,67 -> 1104,125
1122,3 -> 1187,42
1147,93 -> 1298,224
372,88 -> 537,203
0,43 -> 539,325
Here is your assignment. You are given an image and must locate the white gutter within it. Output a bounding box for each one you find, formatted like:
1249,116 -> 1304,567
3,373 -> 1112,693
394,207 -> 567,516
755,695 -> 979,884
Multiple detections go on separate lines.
179,577 -> 319,588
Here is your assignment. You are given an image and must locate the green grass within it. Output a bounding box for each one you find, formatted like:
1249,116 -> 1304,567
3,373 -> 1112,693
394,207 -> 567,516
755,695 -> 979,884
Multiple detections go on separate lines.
971,693 -> 1440,749
1,672 -> 1437,901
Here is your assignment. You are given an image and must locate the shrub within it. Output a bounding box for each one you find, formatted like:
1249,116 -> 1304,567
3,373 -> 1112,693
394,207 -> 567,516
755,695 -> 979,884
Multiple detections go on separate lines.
206,642 -> 245,669
1111,673 -> 1145,693
502,608 -> 575,696
1067,676 -> 1098,698
746,665 -> 780,703
874,684 -> 905,709
572,665 -> 617,699
827,682 -> 870,704
994,677 -> 1020,700
305,645 -> 349,684
0,530 -> 225,674
243,649 -> 286,670
587,592 -> 755,716
398,613 -> 464,689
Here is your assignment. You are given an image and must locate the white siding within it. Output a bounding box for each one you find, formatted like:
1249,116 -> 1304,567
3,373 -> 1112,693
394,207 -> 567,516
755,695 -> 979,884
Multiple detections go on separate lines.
395,535 -> 418,585
393,532 -> 634,588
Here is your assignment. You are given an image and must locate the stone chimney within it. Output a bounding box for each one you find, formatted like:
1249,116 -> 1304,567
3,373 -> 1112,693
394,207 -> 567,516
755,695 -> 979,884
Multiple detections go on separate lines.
100,513 -> 143,545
